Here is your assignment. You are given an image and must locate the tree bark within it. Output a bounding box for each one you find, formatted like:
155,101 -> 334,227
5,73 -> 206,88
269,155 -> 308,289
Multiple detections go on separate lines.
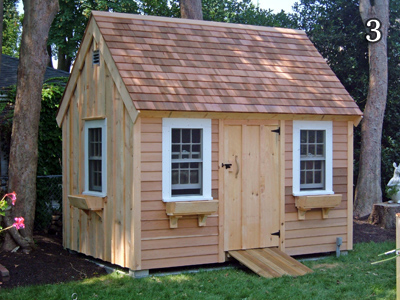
2,0 -> 59,252
354,0 -> 389,218
180,0 -> 203,20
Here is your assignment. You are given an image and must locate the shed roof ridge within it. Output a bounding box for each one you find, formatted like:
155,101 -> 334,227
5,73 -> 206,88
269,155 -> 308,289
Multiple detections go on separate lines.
91,10 -> 306,35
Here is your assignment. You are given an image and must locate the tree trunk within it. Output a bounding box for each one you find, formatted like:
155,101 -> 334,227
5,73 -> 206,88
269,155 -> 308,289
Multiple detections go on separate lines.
0,0 -> 4,73
2,0 -> 59,252
369,203 -> 400,229
180,0 -> 203,20
354,0 -> 389,218
57,46 -> 72,72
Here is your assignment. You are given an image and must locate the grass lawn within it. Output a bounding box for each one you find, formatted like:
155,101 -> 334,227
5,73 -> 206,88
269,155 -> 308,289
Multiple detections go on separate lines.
0,241 -> 396,300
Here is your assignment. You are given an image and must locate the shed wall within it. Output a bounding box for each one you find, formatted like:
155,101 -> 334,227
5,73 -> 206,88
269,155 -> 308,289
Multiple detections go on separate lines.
140,117 -> 220,269
284,120 -> 352,256
62,38 -> 137,268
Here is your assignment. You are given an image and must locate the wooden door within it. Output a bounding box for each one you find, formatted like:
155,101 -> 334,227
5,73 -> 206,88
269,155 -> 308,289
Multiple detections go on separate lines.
223,121 -> 280,251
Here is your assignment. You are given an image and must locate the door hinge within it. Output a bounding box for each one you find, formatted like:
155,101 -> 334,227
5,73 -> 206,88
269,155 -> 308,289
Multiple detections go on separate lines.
271,127 -> 280,135
271,230 -> 280,238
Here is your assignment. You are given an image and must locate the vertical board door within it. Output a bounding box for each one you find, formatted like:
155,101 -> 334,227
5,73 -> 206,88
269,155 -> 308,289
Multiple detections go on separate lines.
224,121 -> 280,250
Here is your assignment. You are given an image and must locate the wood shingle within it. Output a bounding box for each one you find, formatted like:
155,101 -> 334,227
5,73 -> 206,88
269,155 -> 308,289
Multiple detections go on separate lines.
90,12 -> 361,117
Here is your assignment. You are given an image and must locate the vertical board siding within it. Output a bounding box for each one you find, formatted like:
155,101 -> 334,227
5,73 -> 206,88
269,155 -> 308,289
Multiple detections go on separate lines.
284,121 -> 350,256
140,117 -> 220,270
63,38 -> 135,268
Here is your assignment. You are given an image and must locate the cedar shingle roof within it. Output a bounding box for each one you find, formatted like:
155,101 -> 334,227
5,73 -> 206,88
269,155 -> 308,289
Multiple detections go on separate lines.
91,11 -> 362,116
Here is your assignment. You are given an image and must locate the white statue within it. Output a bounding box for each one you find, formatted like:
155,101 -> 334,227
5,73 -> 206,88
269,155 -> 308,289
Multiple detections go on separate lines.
387,162 -> 400,203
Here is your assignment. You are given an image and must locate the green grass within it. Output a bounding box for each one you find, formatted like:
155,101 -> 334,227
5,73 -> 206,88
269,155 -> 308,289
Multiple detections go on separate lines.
0,241 -> 396,300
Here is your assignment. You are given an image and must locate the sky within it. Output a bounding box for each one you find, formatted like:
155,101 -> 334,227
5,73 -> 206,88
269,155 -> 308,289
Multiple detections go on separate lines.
17,0 -> 297,14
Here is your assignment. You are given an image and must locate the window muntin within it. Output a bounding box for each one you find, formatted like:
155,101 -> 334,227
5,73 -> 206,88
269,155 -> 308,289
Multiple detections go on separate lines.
300,130 -> 325,190
162,118 -> 212,202
88,128 -> 102,192
292,121 -> 333,196
171,128 -> 202,196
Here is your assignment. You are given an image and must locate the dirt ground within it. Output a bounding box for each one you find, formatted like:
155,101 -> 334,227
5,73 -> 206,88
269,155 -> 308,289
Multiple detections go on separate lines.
0,219 -> 396,289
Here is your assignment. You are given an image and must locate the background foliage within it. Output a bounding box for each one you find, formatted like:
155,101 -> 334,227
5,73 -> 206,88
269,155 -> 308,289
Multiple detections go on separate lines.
294,0 -> 400,199
3,79 -> 65,229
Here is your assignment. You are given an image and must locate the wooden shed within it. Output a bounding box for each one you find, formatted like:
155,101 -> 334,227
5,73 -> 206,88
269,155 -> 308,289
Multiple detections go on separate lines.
56,11 -> 363,277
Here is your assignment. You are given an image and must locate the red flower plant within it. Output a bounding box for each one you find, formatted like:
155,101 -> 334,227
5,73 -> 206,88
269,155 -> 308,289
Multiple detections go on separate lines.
5,191 -> 17,205
13,217 -> 25,230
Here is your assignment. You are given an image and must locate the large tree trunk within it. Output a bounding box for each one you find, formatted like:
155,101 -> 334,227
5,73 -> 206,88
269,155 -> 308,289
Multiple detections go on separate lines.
2,0 -> 59,252
354,0 -> 389,218
180,0 -> 203,20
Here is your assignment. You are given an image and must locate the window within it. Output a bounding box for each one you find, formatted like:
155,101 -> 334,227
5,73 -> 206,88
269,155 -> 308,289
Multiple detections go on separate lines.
293,121 -> 333,196
162,118 -> 212,202
84,119 -> 107,196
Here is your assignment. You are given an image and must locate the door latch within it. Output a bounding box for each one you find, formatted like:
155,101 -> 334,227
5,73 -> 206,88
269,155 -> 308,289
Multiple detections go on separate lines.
271,230 -> 280,238
221,163 -> 232,169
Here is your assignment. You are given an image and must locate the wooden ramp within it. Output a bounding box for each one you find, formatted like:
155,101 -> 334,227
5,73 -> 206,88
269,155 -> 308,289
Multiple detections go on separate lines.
228,248 -> 313,278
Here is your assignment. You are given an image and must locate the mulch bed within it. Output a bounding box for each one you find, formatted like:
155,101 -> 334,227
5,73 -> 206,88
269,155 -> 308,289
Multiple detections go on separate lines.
0,219 -> 396,289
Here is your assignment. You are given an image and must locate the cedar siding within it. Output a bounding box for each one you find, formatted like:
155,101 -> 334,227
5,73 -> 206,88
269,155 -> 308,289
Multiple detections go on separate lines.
284,121 -> 353,256
140,118 -> 220,269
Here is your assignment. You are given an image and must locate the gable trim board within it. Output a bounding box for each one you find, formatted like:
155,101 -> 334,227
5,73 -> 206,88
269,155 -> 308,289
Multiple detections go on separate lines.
58,11 -> 362,274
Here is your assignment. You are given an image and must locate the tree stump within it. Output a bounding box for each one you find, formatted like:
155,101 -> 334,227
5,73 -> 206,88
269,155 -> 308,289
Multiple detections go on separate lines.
369,203 -> 400,229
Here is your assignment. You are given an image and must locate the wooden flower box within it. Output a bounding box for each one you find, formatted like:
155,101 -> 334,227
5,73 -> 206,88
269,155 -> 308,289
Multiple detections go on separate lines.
166,200 -> 219,228
295,194 -> 342,220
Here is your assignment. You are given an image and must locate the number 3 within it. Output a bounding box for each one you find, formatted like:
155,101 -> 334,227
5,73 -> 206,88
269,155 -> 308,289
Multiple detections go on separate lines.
366,18 -> 382,43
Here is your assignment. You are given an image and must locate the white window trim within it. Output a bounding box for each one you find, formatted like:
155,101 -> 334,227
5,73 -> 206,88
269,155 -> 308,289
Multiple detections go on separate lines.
83,119 -> 107,197
292,120 -> 333,196
162,118 -> 213,202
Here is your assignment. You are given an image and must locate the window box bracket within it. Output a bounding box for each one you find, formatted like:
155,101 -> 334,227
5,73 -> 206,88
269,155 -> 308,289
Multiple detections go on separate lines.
295,194 -> 342,220
68,195 -> 106,219
166,200 -> 219,228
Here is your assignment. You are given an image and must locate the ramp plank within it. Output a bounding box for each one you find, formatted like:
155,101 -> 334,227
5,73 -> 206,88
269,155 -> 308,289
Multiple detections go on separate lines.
229,248 -> 313,278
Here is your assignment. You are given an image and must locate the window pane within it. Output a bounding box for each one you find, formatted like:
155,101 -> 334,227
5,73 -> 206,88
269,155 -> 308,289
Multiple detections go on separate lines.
182,129 -> 190,143
180,170 -> 189,184
306,171 -> 313,184
172,129 -> 180,143
192,129 -> 201,143
299,129 -> 326,191
316,144 -> 324,156
301,131 -> 307,143
317,131 -> 324,143
171,128 -> 203,196
301,145 -> 307,156
190,170 -> 199,183
88,127 -> 102,192
300,171 -> 305,184
308,131 -> 315,143
172,170 -> 179,184
315,171 -> 322,183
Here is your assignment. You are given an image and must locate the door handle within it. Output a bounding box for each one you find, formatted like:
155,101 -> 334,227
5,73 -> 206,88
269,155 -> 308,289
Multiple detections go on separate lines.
235,155 -> 239,178
221,163 -> 232,169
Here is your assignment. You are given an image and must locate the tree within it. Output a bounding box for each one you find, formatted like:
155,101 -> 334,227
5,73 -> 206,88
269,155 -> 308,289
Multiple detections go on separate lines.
0,0 -> 4,72
48,0 -> 141,72
180,0 -> 203,19
2,0 -> 21,57
354,0 -> 389,218
2,0 -> 59,252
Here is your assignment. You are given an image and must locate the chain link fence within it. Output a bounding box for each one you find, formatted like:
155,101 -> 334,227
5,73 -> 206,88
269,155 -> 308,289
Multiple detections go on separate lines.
1,175 -> 63,230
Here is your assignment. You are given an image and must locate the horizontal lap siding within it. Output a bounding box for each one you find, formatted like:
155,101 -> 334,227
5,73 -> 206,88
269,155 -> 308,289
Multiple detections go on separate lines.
140,117 -> 220,270
63,39 -> 135,268
284,121 -> 350,256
